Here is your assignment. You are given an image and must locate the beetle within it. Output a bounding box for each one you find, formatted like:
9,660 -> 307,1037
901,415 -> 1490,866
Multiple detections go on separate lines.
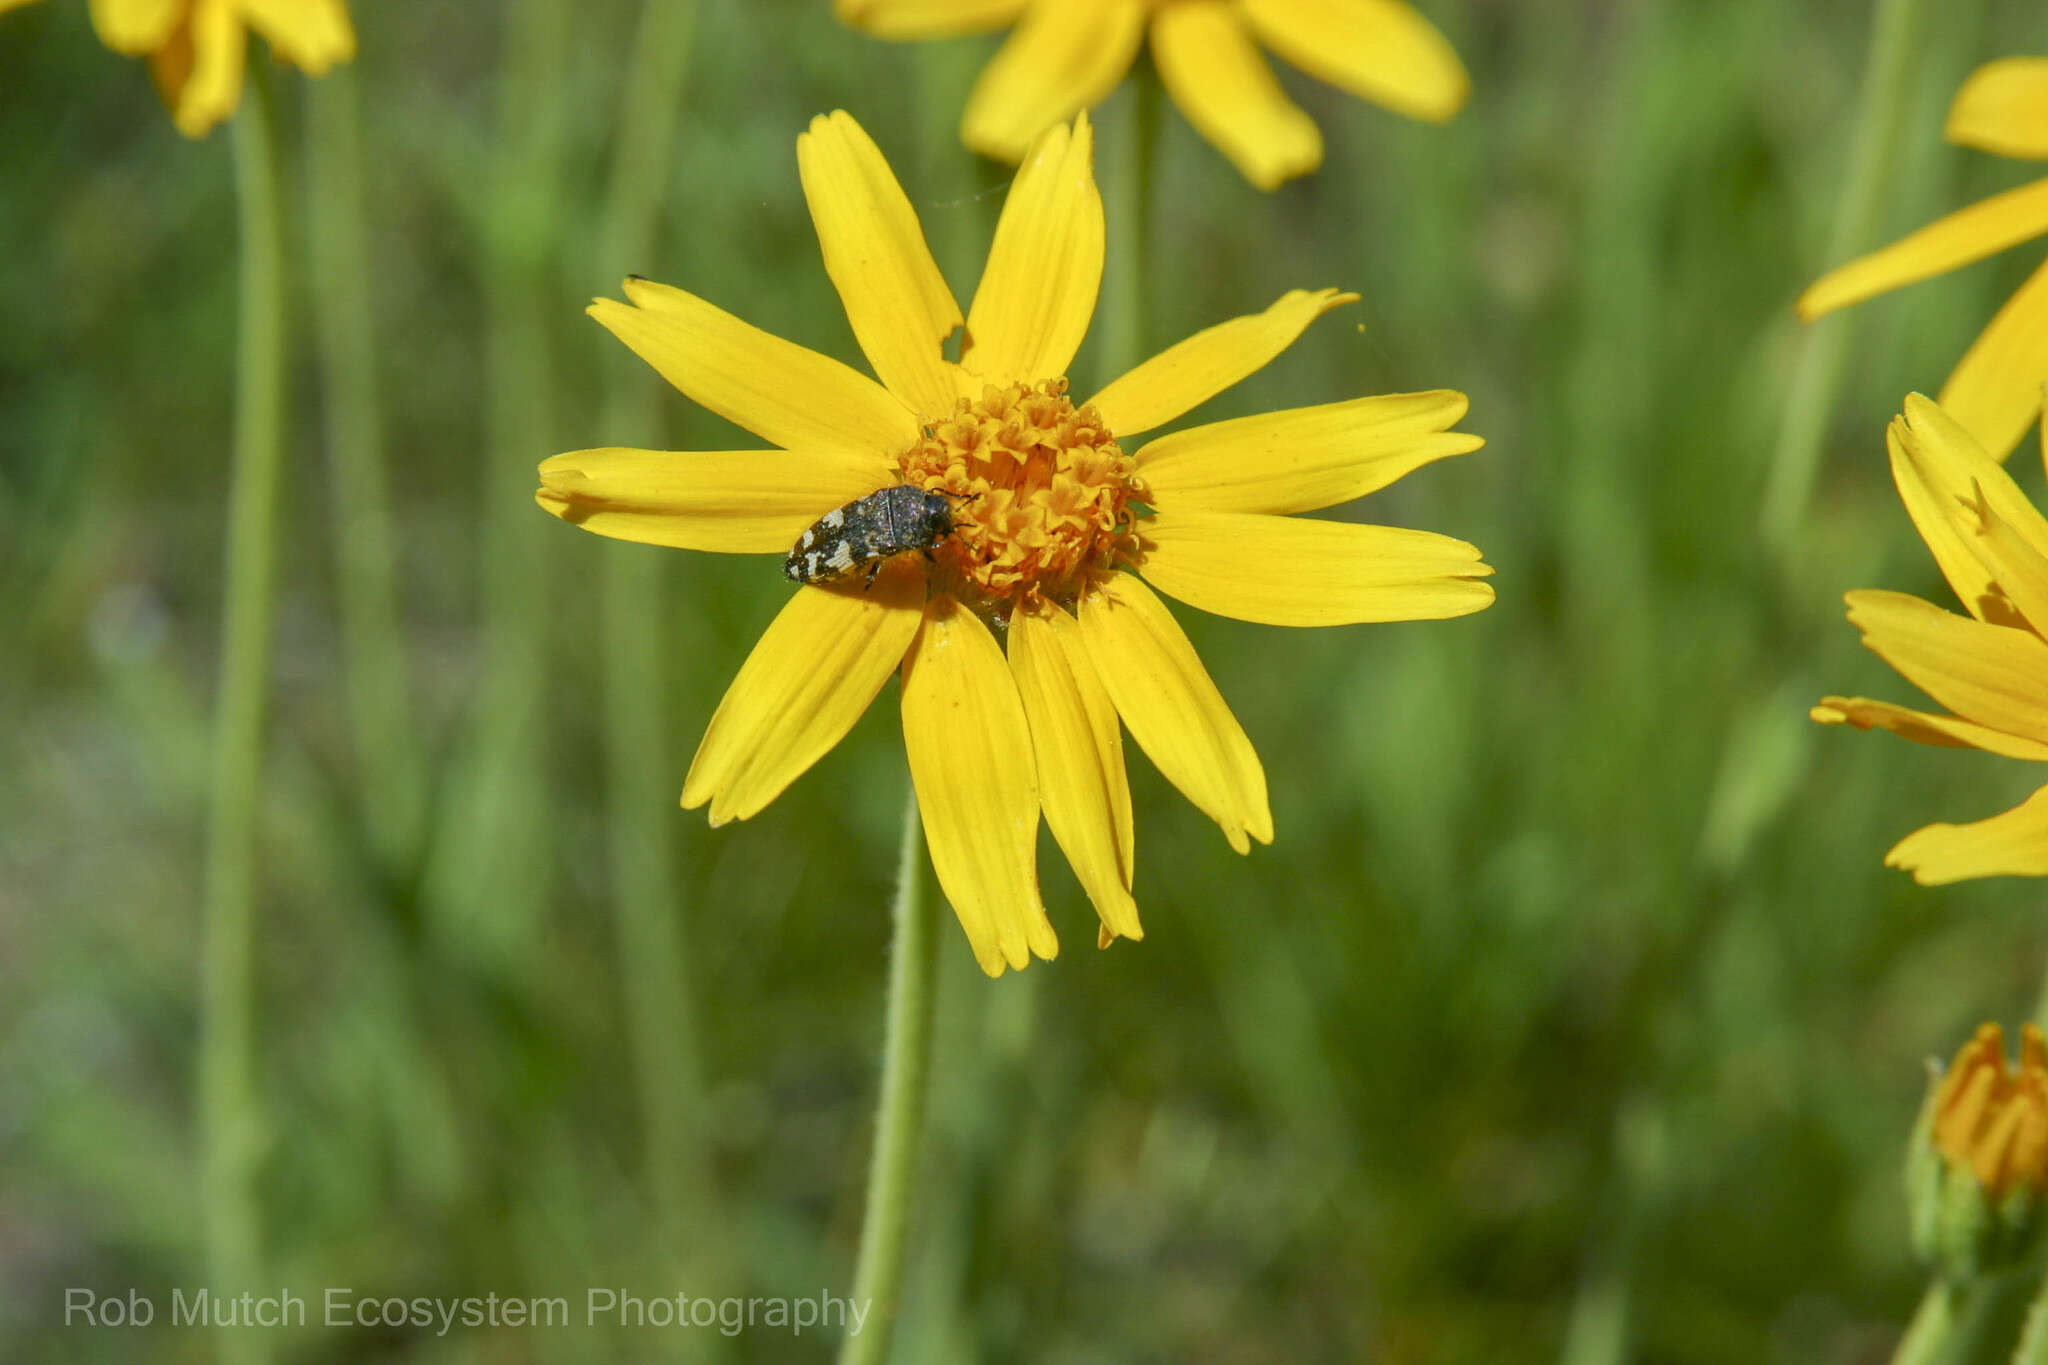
783,484 -> 966,586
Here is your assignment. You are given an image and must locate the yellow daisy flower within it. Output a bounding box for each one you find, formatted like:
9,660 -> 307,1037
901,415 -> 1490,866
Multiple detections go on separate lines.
833,0 -> 1470,191
1801,58 -> 2048,461
0,0 -> 354,137
538,111 -> 1493,975
1814,394 -> 2048,883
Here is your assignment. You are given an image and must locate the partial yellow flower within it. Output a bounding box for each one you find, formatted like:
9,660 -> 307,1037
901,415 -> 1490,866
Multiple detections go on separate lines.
833,0 -> 1470,191
1,0 -> 354,137
1813,394 -> 2048,882
1907,1022 -> 2048,1281
538,111 -> 1493,974
1800,58 -> 2048,461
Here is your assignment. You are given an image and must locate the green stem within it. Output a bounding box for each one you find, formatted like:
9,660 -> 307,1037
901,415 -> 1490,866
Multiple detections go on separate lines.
429,0 -> 570,946
1102,61 -> 1160,386
2015,1272 -> 2048,1365
600,0 -> 698,269
1893,1279 -> 1961,1365
596,0 -> 713,1258
1762,0 -> 1930,555
305,68 -> 425,871
200,63 -> 285,1365
839,790 -> 939,1365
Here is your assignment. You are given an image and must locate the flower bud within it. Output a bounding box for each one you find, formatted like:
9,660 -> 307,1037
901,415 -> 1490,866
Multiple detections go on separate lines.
1908,1023 -> 2048,1281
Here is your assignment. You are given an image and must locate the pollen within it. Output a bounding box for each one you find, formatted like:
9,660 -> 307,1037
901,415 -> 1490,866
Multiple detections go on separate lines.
895,379 -> 1143,610
1935,1023 -> 2048,1199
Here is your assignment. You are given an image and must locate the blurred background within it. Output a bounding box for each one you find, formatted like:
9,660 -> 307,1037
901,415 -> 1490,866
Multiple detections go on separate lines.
5,0 -> 2048,1360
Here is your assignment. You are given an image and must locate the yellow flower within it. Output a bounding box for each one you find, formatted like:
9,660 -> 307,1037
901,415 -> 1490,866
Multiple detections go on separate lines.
538,112 -> 1492,975
1934,1023 -> 2048,1201
1800,58 -> 2048,461
0,0 -> 354,137
1813,394 -> 2048,882
833,0 -> 1469,190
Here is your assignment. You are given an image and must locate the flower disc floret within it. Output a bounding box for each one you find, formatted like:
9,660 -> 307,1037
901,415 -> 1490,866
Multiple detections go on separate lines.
896,378 -> 1144,609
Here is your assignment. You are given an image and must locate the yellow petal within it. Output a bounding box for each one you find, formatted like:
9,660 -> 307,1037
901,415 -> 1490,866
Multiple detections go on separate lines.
1010,602 -> 1141,944
1890,393 -> 2048,618
1845,589 -> 2048,747
154,0 -> 244,139
1078,573 -> 1271,853
589,279 -> 919,463
1947,59 -> 2048,161
1240,0 -> 1470,124
1952,481 -> 2048,640
1087,289 -> 1358,439
834,0 -> 1027,39
1888,785 -> 2048,884
1150,2 -> 1321,191
88,0 -> 179,51
535,447 -> 888,554
798,112 -> 964,420
1812,695 -> 2048,761
1136,390 -> 1481,513
961,114 -> 1106,386
682,560 -> 925,825
1938,254 -> 2048,462
1798,177 -> 2048,319
958,0 -> 1144,164
901,594 -> 1058,976
1139,508 -> 1493,626
236,0 -> 354,72
146,13 -> 195,117
1888,408 -> 1996,618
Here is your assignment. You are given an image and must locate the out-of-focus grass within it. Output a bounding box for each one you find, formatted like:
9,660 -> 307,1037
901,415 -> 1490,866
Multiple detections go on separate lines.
5,0 -> 2048,1361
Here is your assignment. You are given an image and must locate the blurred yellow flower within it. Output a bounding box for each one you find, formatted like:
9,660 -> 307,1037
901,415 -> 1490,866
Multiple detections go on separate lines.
1801,58 -> 2048,461
1814,395 -> 2048,882
833,0 -> 1469,190
539,111 -> 1492,974
1934,1022 -> 2048,1201
0,0 -> 354,137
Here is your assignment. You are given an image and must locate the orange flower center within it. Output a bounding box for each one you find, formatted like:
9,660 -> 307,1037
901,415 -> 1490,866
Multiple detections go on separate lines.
894,379 -> 1144,612
1935,1023 -> 2048,1199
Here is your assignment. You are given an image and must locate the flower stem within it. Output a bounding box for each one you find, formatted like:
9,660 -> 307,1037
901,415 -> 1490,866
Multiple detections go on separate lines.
1761,0 -> 1929,556
305,68 -> 425,872
596,0 -> 714,1258
430,0 -> 569,942
1891,1280 -> 1960,1365
200,62 -> 285,1365
1102,59 -> 1161,386
839,789 -> 939,1365
2015,1273 -> 2048,1365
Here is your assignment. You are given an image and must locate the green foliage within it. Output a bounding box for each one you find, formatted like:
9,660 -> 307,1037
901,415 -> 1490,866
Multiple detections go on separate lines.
5,0 -> 2048,1361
